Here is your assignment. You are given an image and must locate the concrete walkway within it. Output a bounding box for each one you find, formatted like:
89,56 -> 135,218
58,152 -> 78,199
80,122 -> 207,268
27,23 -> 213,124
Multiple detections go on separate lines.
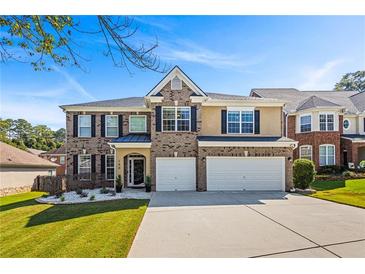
128,191 -> 365,258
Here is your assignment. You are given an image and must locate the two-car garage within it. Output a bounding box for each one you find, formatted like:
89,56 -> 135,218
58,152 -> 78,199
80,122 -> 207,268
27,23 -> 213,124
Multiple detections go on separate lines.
155,157 -> 286,191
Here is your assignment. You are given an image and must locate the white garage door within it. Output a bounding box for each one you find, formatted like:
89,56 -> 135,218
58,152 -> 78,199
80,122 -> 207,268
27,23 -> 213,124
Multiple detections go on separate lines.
207,157 -> 285,191
156,158 -> 196,191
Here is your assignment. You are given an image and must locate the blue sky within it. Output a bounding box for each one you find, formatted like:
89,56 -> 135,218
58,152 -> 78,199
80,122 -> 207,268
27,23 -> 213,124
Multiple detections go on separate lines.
1,16 -> 364,129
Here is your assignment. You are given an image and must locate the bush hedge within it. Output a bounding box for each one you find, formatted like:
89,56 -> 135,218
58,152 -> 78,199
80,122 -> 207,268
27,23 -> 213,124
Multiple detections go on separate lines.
293,159 -> 315,189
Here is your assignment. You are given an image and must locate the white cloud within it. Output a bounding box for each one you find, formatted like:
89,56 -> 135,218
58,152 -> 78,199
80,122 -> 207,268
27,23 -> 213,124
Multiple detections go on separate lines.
299,59 -> 345,90
158,39 -> 264,71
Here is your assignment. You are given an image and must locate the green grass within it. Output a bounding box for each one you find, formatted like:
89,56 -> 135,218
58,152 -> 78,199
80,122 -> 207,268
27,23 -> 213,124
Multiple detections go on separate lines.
0,192 -> 148,258
310,179 -> 365,208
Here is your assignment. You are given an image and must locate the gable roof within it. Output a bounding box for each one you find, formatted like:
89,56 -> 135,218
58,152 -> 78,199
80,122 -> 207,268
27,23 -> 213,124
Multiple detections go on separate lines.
296,95 -> 341,111
27,148 -> 46,155
251,88 -> 361,114
0,142 -> 59,168
350,92 -> 365,112
146,66 -> 207,97
41,145 -> 66,155
60,97 -> 145,110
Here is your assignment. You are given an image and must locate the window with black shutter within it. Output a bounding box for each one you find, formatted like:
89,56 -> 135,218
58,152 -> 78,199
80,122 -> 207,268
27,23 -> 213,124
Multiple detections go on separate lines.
221,109 -> 227,134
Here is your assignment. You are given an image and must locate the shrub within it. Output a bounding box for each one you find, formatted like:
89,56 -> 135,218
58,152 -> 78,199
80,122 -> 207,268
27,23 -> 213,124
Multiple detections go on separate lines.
342,170 -> 355,178
100,187 -> 109,194
79,191 -> 88,198
317,165 -> 343,175
109,190 -> 116,196
89,195 -> 95,201
60,195 -> 65,202
360,160 -> 365,169
293,159 -> 315,189
55,190 -> 64,198
75,188 -> 83,195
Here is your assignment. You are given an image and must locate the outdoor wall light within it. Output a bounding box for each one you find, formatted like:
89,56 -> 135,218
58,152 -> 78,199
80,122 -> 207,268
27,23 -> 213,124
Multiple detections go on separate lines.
244,150 -> 249,157
174,151 -> 178,157
288,157 -> 292,162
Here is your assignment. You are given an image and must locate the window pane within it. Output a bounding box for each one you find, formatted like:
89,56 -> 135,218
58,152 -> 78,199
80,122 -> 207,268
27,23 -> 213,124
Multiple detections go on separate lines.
130,116 -> 146,132
228,111 -> 240,122
177,120 -> 190,131
319,114 -> 326,123
163,108 -> 175,119
319,156 -> 326,166
301,124 -> 311,132
328,156 -> 335,165
319,146 -> 326,156
228,122 -> 240,133
106,116 -> 118,127
163,119 -> 175,131
242,123 -> 253,133
301,115 -> 311,124
320,122 -> 326,131
107,168 -> 114,180
80,155 -> 91,168
241,111 -> 253,122
300,115 -> 311,132
60,156 -> 65,164
106,127 -> 117,137
177,108 -> 190,119
79,115 -> 91,127
327,145 -> 335,156
80,127 -> 91,137
327,122 -> 334,131
327,115 -> 334,122
300,146 -> 312,160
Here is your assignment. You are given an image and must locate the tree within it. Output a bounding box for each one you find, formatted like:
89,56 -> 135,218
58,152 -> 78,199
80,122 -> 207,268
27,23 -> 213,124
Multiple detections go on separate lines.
334,70 -> 365,92
0,16 -> 167,72
54,128 -> 66,143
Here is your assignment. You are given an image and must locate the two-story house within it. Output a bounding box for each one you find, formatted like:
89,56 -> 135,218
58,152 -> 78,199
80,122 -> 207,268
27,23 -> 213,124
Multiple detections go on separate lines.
250,89 -> 365,169
60,66 -> 298,192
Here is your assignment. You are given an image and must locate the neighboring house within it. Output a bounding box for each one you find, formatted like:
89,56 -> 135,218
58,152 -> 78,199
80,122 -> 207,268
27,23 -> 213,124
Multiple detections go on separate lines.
60,66 -> 298,192
250,89 -> 365,169
0,142 -> 58,196
40,145 -> 67,175
27,148 -> 46,156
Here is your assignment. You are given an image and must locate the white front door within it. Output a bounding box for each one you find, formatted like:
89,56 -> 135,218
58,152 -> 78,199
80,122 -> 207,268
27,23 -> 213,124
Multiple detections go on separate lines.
207,157 -> 285,191
156,158 -> 196,191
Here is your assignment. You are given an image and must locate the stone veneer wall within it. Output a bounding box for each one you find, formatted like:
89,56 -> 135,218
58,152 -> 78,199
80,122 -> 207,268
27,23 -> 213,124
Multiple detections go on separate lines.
197,146 -> 294,191
150,81 -> 202,190
65,111 -> 151,176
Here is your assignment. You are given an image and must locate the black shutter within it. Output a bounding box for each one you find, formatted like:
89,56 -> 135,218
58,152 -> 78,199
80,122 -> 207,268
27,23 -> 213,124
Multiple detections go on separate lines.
221,110 -> 227,134
91,115 -> 96,137
254,110 -> 260,134
191,106 -> 197,132
118,115 -> 123,137
101,154 -> 105,175
364,118 -> 365,132
73,155 -> 78,174
155,106 -> 162,132
73,115 -> 78,137
91,155 -> 96,173
101,115 -> 105,137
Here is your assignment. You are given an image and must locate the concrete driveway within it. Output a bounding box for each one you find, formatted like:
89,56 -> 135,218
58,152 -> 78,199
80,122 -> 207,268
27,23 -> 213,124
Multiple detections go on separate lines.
128,192 -> 365,258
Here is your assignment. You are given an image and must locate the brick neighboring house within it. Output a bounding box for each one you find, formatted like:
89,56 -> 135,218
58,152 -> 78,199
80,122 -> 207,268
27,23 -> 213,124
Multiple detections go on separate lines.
40,145 -> 67,175
250,89 -> 365,169
60,66 -> 298,192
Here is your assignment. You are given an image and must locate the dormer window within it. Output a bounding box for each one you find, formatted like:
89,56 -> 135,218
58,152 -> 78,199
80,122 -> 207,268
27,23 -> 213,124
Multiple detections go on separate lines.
171,76 -> 182,90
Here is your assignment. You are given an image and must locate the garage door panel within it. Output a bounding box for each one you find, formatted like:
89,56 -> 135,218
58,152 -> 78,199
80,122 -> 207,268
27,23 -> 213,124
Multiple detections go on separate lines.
156,158 -> 196,191
207,157 -> 284,191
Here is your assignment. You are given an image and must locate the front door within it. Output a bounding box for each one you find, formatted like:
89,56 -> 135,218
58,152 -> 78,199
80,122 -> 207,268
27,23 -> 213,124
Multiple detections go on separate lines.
128,156 -> 145,187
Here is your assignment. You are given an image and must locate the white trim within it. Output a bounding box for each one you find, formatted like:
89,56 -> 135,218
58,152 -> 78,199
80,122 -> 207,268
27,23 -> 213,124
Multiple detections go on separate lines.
129,115 -> 147,133
190,96 -> 205,103
127,155 -> 145,187
299,113 -> 312,133
198,140 -> 298,148
62,106 -> 150,112
161,106 -> 191,132
108,142 -> 151,148
227,109 -> 255,135
147,96 -> 163,103
299,145 -> 313,160
105,115 -> 119,138
146,66 -> 206,97
78,115 -> 92,137
105,154 -> 115,181
202,99 -> 285,107
319,144 -> 336,166
343,118 -> 351,131
341,136 -> 365,143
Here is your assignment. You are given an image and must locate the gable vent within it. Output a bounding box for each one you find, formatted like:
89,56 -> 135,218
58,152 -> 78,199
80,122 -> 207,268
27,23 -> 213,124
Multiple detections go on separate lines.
171,76 -> 182,90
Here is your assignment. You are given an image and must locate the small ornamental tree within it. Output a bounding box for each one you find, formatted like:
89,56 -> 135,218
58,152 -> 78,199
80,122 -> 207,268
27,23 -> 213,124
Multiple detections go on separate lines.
293,159 -> 315,189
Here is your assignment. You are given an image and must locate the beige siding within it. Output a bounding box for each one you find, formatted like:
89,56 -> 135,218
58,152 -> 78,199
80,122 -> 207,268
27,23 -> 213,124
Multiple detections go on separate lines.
0,167 -> 56,189
200,106 -> 282,136
343,116 -> 358,134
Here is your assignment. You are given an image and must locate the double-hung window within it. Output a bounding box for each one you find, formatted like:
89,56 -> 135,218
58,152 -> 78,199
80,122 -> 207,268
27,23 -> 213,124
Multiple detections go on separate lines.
300,115 -> 311,133
319,145 -> 335,166
78,154 -> 91,180
319,113 -> 334,131
130,115 -> 147,133
78,115 -> 91,137
162,107 -> 190,132
299,145 -> 312,160
106,155 -> 115,180
106,115 -> 118,137
227,109 -> 254,134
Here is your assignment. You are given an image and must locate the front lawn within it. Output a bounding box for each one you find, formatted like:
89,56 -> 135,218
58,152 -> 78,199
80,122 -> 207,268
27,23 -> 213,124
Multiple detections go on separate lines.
310,179 -> 365,208
0,192 -> 148,257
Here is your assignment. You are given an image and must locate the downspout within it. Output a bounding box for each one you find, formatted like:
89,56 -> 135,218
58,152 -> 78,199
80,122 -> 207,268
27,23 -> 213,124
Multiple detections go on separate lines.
110,144 -> 117,191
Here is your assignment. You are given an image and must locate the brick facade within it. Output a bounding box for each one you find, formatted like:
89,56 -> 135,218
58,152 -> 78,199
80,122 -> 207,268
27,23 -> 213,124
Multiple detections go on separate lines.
287,115 -> 341,169
341,138 -> 365,166
40,154 -> 66,175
